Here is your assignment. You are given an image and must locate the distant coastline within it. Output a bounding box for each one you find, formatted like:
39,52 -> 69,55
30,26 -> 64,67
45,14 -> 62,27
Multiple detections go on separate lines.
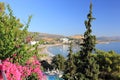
97,40 -> 120,44
97,41 -> 110,44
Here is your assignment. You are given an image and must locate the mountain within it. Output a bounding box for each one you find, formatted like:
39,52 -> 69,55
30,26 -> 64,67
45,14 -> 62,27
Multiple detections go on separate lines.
38,32 -> 65,39
97,36 -> 120,42
69,34 -> 84,39
29,32 -> 65,41
29,32 -> 120,42
70,35 -> 120,42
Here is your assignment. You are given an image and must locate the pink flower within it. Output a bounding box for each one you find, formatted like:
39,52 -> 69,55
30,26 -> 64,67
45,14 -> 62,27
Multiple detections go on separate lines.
0,65 -> 2,70
0,55 -> 46,80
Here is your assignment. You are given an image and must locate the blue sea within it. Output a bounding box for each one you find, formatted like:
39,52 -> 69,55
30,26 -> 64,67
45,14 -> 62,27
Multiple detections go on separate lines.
48,42 -> 120,57
96,42 -> 120,53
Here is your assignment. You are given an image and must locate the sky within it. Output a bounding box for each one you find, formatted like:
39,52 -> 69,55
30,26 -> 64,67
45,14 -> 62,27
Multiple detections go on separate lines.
1,0 -> 120,37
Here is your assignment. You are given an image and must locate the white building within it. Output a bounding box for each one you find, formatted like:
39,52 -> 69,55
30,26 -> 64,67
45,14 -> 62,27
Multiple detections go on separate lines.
60,38 -> 69,43
29,41 -> 39,45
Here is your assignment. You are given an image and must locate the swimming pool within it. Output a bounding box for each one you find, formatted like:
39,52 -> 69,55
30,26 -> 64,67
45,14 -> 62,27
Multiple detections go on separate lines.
46,75 -> 64,80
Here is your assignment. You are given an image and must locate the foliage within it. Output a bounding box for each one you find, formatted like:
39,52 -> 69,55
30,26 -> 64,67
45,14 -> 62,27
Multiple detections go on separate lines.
51,54 -> 65,71
0,2 -> 39,65
62,42 -> 76,80
95,50 -> 120,80
27,73 -> 38,80
0,2 -> 5,16
0,2 -> 46,80
41,60 -> 53,71
75,3 -> 99,80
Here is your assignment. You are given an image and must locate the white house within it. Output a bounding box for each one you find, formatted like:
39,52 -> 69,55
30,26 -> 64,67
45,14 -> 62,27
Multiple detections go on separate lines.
60,38 -> 69,43
29,41 -> 39,45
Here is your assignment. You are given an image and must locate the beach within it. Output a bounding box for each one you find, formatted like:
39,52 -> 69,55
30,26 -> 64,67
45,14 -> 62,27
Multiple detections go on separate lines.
38,44 -> 62,63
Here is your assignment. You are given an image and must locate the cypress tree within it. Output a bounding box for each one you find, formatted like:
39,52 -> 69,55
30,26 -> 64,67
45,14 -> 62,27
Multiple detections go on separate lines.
63,42 -> 76,80
76,2 -> 99,80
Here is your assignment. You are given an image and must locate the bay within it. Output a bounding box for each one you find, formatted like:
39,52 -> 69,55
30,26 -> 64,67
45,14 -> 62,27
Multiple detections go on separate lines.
48,42 -> 120,57
48,45 -> 80,57
96,42 -> 120,53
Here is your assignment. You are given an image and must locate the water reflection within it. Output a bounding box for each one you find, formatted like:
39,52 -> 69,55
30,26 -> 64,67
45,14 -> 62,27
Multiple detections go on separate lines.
48,45 -> 80,57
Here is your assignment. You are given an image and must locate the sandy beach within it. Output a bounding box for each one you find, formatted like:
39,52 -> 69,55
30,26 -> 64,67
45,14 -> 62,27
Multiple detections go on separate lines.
38,44 -> 62,63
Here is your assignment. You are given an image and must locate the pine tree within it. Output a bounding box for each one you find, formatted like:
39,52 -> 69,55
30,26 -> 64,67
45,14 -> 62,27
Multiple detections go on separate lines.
76,2 -> 99,80
63,42 -> 76,80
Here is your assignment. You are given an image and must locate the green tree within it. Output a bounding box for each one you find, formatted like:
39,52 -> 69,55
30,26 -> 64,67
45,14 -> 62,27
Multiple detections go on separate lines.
76,2 -> 99,80
63,42 -> 76,80
95,50 -> 120,80
51,54 -> 65,71
0,3 -> 39,65
0,2 -> 5,16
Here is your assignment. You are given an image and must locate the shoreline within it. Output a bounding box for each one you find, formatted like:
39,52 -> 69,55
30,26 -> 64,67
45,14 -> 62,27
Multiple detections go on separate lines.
38,44 -> 62,63
39,43 -> 62,56
97,41 -> 110,44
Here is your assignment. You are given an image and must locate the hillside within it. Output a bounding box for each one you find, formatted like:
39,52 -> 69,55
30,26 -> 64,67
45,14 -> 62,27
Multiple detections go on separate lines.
29,32 -> 65,41
69,34 -> 84,39
97,36 -> 120,42
38,33 -> 65,39
29,32 -> 120,42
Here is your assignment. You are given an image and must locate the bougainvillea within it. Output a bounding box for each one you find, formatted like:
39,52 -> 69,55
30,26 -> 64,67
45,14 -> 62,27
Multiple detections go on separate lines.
0,56 -> 46,80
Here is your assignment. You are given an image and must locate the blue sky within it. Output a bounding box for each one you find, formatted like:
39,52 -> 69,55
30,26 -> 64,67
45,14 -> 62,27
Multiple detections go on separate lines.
1,0 -> 120,37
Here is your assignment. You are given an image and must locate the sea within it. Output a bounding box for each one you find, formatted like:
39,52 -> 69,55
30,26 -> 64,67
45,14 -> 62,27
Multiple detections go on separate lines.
48,42 -> 120,57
